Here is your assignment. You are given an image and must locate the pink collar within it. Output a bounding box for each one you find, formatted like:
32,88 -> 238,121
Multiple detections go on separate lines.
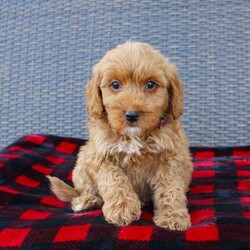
155,115 -> 169,129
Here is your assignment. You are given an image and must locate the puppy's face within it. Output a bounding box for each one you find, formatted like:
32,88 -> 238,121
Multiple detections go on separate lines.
86,42 -> 184,137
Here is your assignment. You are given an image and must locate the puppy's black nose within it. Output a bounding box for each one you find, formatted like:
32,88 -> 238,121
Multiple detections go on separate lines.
125,111 -> 139,122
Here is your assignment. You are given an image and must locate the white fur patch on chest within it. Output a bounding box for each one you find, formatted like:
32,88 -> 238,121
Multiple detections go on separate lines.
97,137 -> 143,157
117,138 -> 142,156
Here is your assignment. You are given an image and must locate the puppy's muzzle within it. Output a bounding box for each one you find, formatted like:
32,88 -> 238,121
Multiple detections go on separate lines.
125,111 -> 139,123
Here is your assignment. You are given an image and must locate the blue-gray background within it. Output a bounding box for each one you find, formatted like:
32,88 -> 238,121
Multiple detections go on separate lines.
1,0 -> 250,148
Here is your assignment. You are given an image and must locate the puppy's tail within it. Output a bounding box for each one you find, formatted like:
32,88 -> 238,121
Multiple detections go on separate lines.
47,176 -> 79,202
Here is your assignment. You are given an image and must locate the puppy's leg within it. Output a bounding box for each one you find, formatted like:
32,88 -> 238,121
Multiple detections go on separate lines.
150,165 -> 191,231
97,164 -> 141,226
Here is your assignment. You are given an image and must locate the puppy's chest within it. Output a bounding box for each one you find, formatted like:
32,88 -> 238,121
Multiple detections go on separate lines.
116,139 -> 142,157
113,138 -> 161,166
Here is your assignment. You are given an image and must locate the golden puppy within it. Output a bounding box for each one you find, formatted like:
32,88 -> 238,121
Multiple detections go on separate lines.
48,42 -> 193,231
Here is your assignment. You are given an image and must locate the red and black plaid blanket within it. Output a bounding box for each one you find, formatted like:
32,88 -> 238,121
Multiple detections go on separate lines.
0,134 -> 249,249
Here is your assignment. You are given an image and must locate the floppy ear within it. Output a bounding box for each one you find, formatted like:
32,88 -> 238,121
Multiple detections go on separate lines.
166,64 -> 184,119
86,64 -> 104,119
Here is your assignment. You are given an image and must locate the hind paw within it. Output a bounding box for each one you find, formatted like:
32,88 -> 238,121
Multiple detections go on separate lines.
71,196 -> 103,212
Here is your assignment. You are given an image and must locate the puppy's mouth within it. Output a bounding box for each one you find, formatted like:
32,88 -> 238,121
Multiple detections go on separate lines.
122,110 -> 142,137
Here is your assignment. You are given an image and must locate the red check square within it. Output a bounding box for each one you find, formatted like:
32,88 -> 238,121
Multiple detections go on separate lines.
25,135 -> 45,144
185,225 -> 219,241
56,142 -> 77,154
67,171 -> 73,181
41,196 -> 66,207
0,186 -> 20,194
53,225 -> 91,242
237,170 -> 250,177
118,226 -> 154,241
0,228 -> 31,247
238,181 -> 250,191
235,159 -> 250,166
240,197 -> 250,204
189,184 -> 214,194
15,175 -> 40,188
244,212 -> 250,218
20,209 -> 52,220
195,151 -> 214,159
0,154 -> 17,159
46,156 -> 65,165
192,170 -> 215,178
81,209 -> 102,216
188,199 -> 214,205
9,146 -> 32,153
32,164 -> 53,175
190,210 -> 215,225
194,161 -> 214,167
233,150 -> 250,157
141,211 -> 153,220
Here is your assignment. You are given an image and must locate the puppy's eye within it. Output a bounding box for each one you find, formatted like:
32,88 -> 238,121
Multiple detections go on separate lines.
145,81 -> 156,91
110,81 -> 122,91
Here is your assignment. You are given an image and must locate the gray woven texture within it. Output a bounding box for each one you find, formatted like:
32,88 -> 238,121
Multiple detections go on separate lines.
1,0 -> 250,148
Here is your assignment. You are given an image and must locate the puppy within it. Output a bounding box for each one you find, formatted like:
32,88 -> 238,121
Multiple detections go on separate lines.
48,42 -> 193,231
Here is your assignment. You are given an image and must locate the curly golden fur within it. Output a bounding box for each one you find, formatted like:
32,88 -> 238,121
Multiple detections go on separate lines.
48,42 -> 193,231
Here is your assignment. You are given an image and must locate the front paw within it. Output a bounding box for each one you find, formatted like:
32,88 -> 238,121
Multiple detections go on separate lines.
153,209 -> 191,231
103,198 -> 141,226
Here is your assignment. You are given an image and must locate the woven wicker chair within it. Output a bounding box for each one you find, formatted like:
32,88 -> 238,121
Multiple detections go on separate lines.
1,0 -> 249,148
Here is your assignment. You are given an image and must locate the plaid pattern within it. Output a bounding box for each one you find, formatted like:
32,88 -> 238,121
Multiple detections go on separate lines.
0,135 -> 249,249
